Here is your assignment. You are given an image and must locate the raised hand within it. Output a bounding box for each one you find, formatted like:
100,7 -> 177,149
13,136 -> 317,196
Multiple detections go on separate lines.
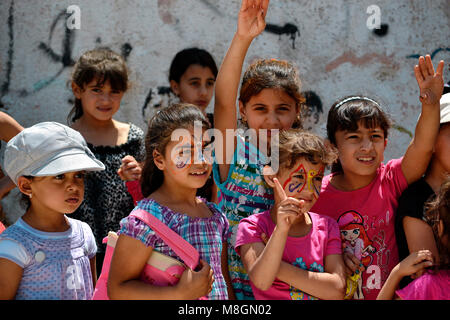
273,177 -> 305,231
237,0 -> 269,40
414,55 -> 444,105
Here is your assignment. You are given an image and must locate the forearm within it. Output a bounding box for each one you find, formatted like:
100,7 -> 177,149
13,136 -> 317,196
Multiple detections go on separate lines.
214,34 -> 252,124
402,103 -> 440,183
276,262 -> 345,300
377,265 -> 402,300
412,103 -> 440,153
246,227 -> 288,291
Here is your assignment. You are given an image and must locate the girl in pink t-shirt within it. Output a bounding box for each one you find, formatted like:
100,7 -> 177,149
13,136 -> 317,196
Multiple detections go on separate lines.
311,56 -> 445,300
377,178 -> 450,300
236,130 -> 346,300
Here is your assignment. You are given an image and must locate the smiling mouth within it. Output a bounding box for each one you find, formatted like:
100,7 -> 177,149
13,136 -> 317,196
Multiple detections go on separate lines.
189,170 -> 207,176
357,156 -> 375,162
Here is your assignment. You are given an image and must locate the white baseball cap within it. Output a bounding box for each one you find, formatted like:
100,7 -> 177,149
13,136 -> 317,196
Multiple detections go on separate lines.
3,122 -> 105,185
440,93 -> 450,124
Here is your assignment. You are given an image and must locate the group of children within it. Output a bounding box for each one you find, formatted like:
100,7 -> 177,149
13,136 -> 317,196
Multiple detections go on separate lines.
0,0 -> 448,300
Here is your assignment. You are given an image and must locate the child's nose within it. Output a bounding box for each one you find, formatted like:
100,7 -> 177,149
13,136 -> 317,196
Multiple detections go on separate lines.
265,112 -> 280,127
360,137 -> 373,150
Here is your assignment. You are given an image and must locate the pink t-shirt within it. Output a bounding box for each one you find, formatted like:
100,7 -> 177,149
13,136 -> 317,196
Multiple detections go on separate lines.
0,222 -> 5,234
396,270 -> 450,300
235,210 -> 342,300
311,158 -> 408,300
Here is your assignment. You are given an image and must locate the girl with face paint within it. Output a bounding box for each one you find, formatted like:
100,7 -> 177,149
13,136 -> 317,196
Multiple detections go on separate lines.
108,104 -> 233,300
234,129 -> 347,300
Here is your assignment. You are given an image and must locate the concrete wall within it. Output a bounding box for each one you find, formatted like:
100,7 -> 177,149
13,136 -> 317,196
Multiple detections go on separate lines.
0,0 -> 449,222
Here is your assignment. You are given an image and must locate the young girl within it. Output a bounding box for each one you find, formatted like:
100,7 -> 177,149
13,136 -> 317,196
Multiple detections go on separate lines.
395,93 -> 450,289
213,0 -> 304,299
108,104 -> 231,300
311,55 -> 445,300
235,130 -> 346,300
0,122 -> 105,299
68,48 -> 146,276
378,177 -> 450,300
119,47 -> 218,202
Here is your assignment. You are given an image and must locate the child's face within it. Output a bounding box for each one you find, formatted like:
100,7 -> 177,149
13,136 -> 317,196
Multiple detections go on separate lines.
170,64 -> 215,112
27,171 -> 85,214
275,157 -> 325,213
157,127 -> 213,191
333,121 -> 387,179
72,78 -> 124,122
239,88 -> 299,148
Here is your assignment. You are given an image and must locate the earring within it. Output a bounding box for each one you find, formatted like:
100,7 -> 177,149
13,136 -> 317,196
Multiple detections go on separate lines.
28,193 -> 32,199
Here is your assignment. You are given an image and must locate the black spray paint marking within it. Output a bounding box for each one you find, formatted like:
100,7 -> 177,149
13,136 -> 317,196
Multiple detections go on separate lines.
34,10 -> 76,93
141,86 -> 176,119
302,91 -> 323,125
372,23 -> 389,37
121,43 -> 133,61
265,23 -> 300,49
0,0 -> 15,107
406,47 -> 450,60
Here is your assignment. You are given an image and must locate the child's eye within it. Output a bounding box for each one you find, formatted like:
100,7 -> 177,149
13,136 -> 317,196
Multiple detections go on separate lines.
293,174 -> 305,181
206,80 -> 215,87
190,81 -> 200,87
75,172 -> 85,179
277,106 -> 291,112
55,174 -> 65,180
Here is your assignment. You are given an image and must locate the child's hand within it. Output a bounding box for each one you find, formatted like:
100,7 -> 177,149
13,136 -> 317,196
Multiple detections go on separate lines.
414,55 -> 444,105
396,250 -> 433,278
273,178 -> 305,231
343,252 -> 365,277
177,259 -> 214,299
117,155 -> 142,181
237,0 -> 269,40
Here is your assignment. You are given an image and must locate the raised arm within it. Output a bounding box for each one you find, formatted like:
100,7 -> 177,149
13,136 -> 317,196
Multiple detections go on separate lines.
214,0 -> 269,182
401,55 -> 444,184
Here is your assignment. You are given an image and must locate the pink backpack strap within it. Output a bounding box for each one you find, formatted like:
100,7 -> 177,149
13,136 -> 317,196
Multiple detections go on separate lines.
130,209 -> 199,270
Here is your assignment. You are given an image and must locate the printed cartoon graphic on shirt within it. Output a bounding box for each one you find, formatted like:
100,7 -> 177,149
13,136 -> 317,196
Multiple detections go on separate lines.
337,211 -> 377,300
289,257 -> 321,300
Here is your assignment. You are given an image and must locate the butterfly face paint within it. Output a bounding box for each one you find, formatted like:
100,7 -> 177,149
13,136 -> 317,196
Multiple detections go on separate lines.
282,162 -> 325,199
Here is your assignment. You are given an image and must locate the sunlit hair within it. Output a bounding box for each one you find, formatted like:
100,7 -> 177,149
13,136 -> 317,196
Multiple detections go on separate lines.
239,59 -> 305,128
68,48 -> 128,123
425,176 -> 450,270
327,95 -> 391,173
275,129 -> 338,170
140,103 -> 210,197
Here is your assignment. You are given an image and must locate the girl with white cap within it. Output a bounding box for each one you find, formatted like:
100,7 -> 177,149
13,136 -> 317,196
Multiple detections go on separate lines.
0,122 -> 105,300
